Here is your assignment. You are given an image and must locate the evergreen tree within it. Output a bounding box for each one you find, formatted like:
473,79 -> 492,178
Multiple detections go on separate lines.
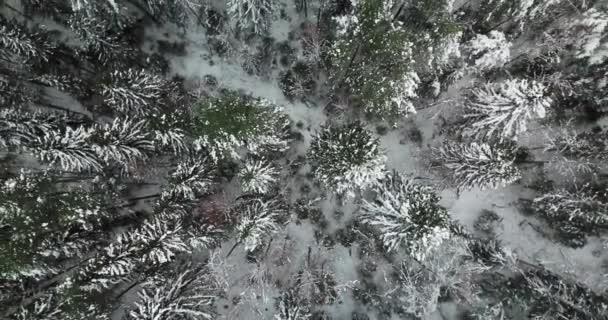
75,214 -> 190,293
465,79 -> 552,139
31,126 -> 102,172
531,185 -> 608,247
0,170 -> 108,281
70,0 -> 121,16
0,109 -> 65,148
545,128 -> 608,173
465,31 -> 512,72
100,69 -> 171,117
227,0 -> 274,35
146,112 -> 189,154
274,289 -> 311,320
308,122 -> 386,198
161,157 -> 216,202
229,198 -> 286,255
476,268 -> 608,320
68,15 -> 134,67
90,117 -> 155,172
330,0 -> 419,121
192,91 -> 291,161
12,289 -> 111,320
393,238 -> 483,318
125,263 -> 217,320
359,171 -> 450,260
0,18 -> 54,65
433,141 -> 521,190
238,158 -> 279,195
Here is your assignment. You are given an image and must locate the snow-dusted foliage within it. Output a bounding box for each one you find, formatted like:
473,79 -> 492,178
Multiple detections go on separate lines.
433,141 -> 521,190
479,0 -> 585,30
465,79 -> 552,139
532,185 -> 608,247
0,109 -> 63,147
32,126 -> 102,172
100,69 -> 169,116
393,238 -> 485,318
238,158 -> 279,194
193,91 -> 290,161
232,198 -> 286,253
162,157 -> 215,201
570,8 -> 608,63
0,170 -> 107,279
0,18 -> 52,63
478,268 -> 608,319
308,122 -> 386,198
78,215 -> 190,292
147,112 -> 188,154
274,290 -> 312,320
13,290 -> 110,320
359,171 -> 450,260
329,0 -> 418,121
126,265 -> 216,320
145,0 -> 207,26
227,0 -> 274,34
545,129 -> 608,173
70,0 -> 120,15
465,31 -> 511,72
90,117 -> 155,170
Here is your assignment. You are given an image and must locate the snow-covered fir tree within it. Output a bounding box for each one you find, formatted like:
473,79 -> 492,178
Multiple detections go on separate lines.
433,141 -> 521,190
161,157 -> 216,201
274,289 -> 311,320
0,108 -> 65,148
329,0 -> 419,121
144,0 -> 207,27
76,214 -> 190,292
12,289 -> 111,320
570,8 -> 608,63
89,117 -> 155,172
192,91 -> 290,161
100,69 -> 171,116
476,268 -> 608,319
479,0 -> 591,32
545,128 -> 608,173
0,17 -> 53,65
125,263 -> 217,320
146,112 -> 189,154
308,122 -> 386,198
238,158 -> 279,194
230,198 -> 286,255
531,185 -> 608,247
227,0 -> 274,35
359,171 -> 451,260
392,238 -> 485,318
465,79 -> 552,139
68,15 -> 133,67
70,0 -> 121,16
0,170 -> 108,281
465,31 -> 512,72
30,126 -> 102,172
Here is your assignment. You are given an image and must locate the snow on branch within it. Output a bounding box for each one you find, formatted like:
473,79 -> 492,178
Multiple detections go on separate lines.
238,158 -> 279,195
433,141 -> 521,190
359,171 -> 450,260
161,157 -> 216,201
308,122 -> 386,198
232,198 -> 286,253
126,264 -> 217,320
465,79 -> 552,139
465,31 -> 511,72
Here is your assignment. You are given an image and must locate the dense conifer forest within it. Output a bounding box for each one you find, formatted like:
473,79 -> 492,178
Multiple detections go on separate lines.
1,0 -> 608,319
